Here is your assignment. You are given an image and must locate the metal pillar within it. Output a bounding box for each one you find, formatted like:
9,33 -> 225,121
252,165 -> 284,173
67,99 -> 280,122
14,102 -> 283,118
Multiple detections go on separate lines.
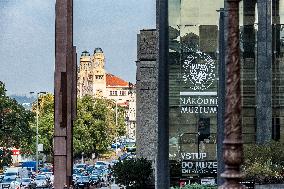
217,8 -> 225,187
157,0 -> 169,188
219,0 -> 245,188
54,0 -> 74,188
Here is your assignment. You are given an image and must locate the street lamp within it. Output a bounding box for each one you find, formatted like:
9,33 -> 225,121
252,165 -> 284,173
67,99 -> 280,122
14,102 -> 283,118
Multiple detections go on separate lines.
30,91 -> 47,174
115,98 -> 122,156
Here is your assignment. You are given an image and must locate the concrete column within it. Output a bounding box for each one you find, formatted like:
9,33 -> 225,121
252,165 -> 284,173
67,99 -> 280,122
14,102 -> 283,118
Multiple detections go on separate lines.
54,0 -> 74,188
136,29 -> 158,180
256,0 -> 272,144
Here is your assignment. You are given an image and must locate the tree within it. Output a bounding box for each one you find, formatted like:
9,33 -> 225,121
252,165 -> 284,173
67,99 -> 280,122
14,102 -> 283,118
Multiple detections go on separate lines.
0,148 -> 12,169
0,81 -> 35,151
30,93 -> 54,158
32,94 -> 127,159
0,81 -> 35,169
73,95 -> 126,158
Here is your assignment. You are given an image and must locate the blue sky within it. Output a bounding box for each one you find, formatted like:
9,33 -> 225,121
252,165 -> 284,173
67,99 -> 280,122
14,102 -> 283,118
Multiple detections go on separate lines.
0,0 -> 156,95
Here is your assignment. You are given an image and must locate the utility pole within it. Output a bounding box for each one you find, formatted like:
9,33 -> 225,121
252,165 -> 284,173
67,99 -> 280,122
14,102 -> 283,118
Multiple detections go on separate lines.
30,91 -> 46,174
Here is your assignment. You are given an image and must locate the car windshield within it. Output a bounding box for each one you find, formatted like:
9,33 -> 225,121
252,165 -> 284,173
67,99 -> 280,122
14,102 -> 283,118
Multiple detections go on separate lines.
36,175 -> 46,180
127,142 -> 135,146
96,162 -> 106,165
77,176 -> 89,182
22,178 -> 31,182
76,164 -> 86,168
2,177 -> 16,183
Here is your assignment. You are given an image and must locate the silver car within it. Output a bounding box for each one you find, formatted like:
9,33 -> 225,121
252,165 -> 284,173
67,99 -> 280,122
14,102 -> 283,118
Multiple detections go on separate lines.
20,178 -> 32,188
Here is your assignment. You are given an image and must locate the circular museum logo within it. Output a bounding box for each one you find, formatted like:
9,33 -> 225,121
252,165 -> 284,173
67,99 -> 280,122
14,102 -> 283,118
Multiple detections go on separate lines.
182,49 -> 216,91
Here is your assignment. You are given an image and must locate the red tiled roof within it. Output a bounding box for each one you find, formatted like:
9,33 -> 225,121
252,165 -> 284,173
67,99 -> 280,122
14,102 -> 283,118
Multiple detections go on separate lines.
118,101 -> 129,107
106,73 -> 129,87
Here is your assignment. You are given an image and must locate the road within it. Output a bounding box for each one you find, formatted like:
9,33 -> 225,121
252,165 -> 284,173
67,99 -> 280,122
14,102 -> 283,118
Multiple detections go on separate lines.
89,183 -> 120,189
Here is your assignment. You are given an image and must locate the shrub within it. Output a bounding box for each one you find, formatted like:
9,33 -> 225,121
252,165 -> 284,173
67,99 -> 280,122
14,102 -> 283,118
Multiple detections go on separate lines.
112,157 -> 153,189
243,141 -> 284,184
171,184 -> 217,189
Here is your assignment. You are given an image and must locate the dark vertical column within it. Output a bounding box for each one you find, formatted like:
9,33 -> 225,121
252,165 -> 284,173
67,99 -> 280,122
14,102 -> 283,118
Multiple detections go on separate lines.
217,8 -> 225,186
54,0 -> 73,188
272,0 -> 280,136
256,0 -> 272,144
157,0 -> 169,188
220,0 -> 245,188
66,0 -> 74,186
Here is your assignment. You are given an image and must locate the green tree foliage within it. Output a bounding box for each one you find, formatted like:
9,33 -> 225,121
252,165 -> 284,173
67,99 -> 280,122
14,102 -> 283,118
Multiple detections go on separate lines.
34,94 -> 126,159
112,158 -> 153,189
73,95 -> 126,158
0,148 -> 12,169
0,81 -> 35,152
30,93 -> 54,157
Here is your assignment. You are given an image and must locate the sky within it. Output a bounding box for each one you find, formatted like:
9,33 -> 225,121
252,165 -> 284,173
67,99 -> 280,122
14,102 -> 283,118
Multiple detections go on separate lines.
0,0 -> 156,95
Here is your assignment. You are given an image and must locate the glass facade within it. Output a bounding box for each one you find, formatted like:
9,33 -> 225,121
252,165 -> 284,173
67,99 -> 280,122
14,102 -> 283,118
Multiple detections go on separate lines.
168,0 -> 284,186
168,0 -> 223,185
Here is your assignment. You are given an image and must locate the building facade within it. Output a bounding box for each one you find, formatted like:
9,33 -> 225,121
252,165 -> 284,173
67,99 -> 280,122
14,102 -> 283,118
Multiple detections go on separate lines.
167,0 -> 284,186
77,48 -> 136,139
136,0 -> 284,187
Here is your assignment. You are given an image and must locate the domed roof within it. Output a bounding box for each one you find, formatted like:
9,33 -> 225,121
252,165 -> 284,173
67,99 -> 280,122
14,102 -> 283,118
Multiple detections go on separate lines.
94,48 -> 103,54
81,50 -> 90,57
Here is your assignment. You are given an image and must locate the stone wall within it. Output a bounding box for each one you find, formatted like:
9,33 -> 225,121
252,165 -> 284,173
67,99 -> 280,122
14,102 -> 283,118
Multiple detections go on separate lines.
136,29 -> 158,162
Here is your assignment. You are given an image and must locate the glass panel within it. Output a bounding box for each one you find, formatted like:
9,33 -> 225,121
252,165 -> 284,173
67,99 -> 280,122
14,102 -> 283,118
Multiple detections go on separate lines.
274,0 -> 284,142
168,0 -> 223,185
240,0 -> 257,143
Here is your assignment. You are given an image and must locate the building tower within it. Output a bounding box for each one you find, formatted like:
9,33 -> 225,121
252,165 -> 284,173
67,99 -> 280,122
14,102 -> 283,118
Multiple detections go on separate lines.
77,51 -> 92,98
92,48 -> 106,98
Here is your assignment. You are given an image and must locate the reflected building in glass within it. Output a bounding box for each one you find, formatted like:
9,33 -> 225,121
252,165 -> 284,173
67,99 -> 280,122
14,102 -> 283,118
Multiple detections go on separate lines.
167,0 -> 284,186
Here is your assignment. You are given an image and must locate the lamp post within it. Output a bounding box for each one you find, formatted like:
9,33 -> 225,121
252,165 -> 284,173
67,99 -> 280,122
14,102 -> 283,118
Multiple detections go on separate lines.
115,98 -> 122,156
30,91 -> 47,174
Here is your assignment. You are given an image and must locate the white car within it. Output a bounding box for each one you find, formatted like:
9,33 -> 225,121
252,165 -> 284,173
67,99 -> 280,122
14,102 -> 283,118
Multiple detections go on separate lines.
34,174 -> 50,188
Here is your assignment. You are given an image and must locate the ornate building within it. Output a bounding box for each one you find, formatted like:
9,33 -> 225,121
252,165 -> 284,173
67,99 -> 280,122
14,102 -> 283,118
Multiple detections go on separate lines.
77,48 -> 136,139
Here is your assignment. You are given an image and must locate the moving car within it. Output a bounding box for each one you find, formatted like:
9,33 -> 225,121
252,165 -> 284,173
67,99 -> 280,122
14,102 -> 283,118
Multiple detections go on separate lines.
34,174 -> 51,188
125,142 -> 136,152
0,177 -> 21,189
89,175 -> 99,187
74,176 -> 90,189
20,178 -> 32,188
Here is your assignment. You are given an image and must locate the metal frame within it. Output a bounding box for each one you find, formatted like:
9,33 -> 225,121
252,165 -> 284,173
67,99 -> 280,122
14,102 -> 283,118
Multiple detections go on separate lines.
157,0 -> 169,188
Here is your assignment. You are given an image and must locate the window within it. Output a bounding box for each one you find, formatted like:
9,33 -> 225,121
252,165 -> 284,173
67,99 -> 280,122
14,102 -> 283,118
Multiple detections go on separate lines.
110,91 -> 118,96
272,117 -> 280,141
95,75 -> 103,79
120,90 -> 126,96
